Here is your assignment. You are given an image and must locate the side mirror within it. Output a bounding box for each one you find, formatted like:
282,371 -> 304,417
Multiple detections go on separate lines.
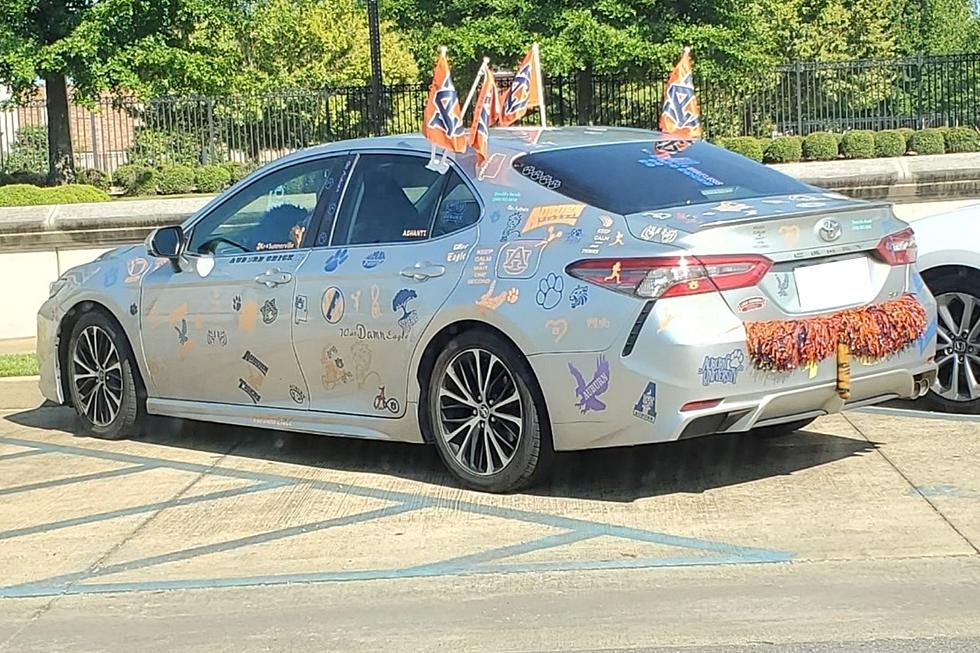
146,226 -> 186,270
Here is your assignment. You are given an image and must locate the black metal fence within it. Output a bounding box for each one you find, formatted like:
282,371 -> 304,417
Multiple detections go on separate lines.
3,52 -> 980,175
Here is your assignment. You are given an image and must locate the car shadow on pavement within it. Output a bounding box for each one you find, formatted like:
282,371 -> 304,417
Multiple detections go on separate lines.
4,405 -> 878,502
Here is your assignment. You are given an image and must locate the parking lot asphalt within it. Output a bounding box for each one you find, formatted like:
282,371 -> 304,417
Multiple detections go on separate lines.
1,404 -> 978,651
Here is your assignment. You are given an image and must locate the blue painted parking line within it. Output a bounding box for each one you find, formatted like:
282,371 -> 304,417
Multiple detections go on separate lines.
0,481 -> 285,541
0,433 -> 795,598
911,484 -> 980,500
857,406 -> 980,422
0,448 -> 48,462
0,464 -> 151,497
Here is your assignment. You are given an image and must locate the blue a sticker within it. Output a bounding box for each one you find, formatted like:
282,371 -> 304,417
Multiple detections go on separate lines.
698,349 -> 745,386
362,250 -> 385,269
633,382 -> 657,423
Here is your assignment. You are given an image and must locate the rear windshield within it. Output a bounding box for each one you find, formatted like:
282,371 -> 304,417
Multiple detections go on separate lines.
512,140 -> 812,215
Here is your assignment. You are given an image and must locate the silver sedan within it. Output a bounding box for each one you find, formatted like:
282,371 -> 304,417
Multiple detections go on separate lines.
37,127 -> 938,492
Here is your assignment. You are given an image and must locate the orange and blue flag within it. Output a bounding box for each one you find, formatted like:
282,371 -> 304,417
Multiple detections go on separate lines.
500,46 -> 542,127
423,50 -> 467,153
468,67 -> 501,163
659,47 -> 702,139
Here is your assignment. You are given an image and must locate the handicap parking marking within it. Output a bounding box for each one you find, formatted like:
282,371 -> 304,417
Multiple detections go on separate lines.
857,406 -> 980,423
0,433 -> 793,599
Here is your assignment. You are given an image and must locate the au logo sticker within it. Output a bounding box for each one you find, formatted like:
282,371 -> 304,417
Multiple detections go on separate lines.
521,204 -> 585,233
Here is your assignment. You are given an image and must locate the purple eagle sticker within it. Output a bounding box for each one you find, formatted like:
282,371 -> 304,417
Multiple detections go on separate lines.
568,355 -> 610,414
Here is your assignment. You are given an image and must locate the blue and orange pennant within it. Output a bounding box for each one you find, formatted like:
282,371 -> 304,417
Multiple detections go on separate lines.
468,66 -> 501,163
423,49 -> 467,153
659,47 -> 702,139
500,46 -> 542,127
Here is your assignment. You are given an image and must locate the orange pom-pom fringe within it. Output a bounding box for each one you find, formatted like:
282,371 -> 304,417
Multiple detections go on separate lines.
744,295 -> 927,372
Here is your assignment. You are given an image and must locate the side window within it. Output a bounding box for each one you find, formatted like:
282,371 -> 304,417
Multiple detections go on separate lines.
331,154 -> 446,246
188,157 -> 345,255
432,171 -> 480,238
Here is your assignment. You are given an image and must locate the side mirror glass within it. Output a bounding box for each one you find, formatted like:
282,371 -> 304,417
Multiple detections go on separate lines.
146,226 -> 186,270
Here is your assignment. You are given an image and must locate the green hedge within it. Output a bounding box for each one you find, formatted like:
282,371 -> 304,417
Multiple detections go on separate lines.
723,136 -> 765,162
113,164 -> 158,196
77,168 -> 111,190
195,165 -> 232,193
874,130 -> 906,158
222,161 -> 256,183
896,128 -> 914,148
944,127 -> 980,153
803,132 -> 839,161
0,184 -> 109,207
763,136 -> 803,163
157,165 -> 196,195
909,129 -> 946,155
841,130 -> 875,159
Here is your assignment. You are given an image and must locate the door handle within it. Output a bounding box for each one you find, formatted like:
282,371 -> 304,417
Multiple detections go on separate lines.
400,262 -> 446,282
254,268 -> 293,287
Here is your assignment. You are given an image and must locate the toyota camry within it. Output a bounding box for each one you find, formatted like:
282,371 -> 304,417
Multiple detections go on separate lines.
38,127 -> 938,492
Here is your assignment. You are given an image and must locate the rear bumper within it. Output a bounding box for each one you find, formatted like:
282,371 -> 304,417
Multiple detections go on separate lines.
678,362 -> 936,440
548,359 -> 936,451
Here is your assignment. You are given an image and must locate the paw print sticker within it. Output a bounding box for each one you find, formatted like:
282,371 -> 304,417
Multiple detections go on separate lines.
535,272 -> 564,310
232,295 -> 242,311
324,248 -> 349,273
729,348 -> 746,371
506,288 -> 519,304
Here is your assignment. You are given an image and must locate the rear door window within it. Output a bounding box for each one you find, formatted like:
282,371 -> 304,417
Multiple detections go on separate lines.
512,140 -> 813,215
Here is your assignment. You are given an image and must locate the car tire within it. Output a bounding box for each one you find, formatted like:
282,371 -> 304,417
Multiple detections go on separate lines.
66,310 -> 143,439
749,417 -> 816,438
426,329 -> 554,492
921,268 -> 980,414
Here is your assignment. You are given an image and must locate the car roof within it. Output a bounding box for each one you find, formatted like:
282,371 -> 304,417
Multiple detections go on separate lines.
276,126 -> 671,164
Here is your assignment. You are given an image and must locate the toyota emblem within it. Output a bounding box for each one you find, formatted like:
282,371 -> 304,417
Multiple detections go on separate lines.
816,218 -> 842,242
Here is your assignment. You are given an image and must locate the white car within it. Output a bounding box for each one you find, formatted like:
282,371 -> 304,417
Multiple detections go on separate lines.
914,203 -> 980,413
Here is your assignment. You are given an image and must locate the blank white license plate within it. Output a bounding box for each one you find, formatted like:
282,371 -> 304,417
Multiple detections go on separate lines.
794,257 -> 872,312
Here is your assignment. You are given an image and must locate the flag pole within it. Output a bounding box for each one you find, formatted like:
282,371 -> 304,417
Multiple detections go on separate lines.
533,43 -> 546,128
460,57 -> 489,120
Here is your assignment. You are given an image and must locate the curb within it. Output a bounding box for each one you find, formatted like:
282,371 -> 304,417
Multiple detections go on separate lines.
0,376 -> 44,410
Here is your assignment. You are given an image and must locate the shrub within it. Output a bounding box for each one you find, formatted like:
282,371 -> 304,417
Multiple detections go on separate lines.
763,136 -> 803,163
874,130 -> 906,158
832,132 -> 845,145
113,164 -> 157,196
126,128 -> 200,167
944,126 -> 980,153
896,128 -> 914,148
803,132 -> 839,161
221,160 -> 256,183
76,168 -> 110,191
156,165 -> 195,195
0,184 -> 45,206
194,165 -> 232,193
722,136 -> 764,162
44,185 -> 110,204
908,129 -> 946,155
0,184 -> 109,207
2,125 -> 47,174
841,130 -> 875,159
9,170 -> 47,186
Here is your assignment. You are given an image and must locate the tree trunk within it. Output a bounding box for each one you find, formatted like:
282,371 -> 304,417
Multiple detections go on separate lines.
44,73 -> 75,185
575,65 -> 594,126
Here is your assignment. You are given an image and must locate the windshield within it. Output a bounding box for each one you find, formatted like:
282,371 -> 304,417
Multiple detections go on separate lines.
512,140 -> 813,215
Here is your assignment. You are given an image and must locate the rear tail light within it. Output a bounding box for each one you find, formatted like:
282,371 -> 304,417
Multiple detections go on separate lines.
874,228 -> 917,265
566,254 -> 772,300
680,398 -> 723,412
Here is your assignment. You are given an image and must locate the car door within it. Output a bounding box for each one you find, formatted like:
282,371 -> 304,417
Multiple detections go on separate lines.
291,151 -> 482,418
139,156 -> 348,408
